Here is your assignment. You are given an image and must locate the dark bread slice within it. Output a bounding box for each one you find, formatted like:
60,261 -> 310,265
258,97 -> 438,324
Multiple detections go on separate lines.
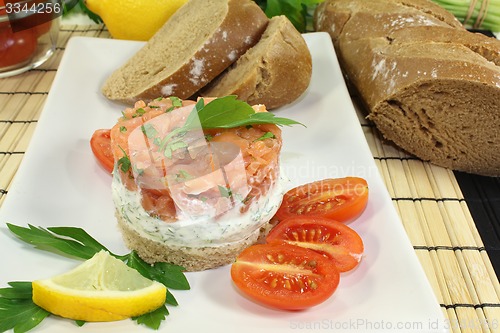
101,0 -> 269,104
200,15 -> 312,109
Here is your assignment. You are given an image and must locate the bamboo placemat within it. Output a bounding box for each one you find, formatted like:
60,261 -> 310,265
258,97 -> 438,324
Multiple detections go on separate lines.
1,25 -> 500,332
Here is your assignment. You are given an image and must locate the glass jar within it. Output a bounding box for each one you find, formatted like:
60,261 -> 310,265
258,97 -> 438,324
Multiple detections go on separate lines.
0,0 -> 60,78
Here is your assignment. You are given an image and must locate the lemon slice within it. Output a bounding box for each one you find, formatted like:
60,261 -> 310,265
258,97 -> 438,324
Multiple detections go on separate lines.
32,250 -> 166,322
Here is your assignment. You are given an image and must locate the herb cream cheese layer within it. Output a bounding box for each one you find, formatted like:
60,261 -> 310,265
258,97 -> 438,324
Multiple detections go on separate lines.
112,169 -> 287,247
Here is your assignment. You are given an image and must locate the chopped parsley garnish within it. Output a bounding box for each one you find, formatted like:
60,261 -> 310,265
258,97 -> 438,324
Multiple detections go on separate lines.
255,132 -> 276,141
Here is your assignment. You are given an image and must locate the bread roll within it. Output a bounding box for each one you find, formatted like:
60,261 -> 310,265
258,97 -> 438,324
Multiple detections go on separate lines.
200,15 -> 312,109
315,0 -> 500,176
101,0 -> 269,104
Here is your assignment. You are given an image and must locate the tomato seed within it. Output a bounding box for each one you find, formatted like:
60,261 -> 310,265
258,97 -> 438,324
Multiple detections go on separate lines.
301,229 -> 307,240
284,280 -> 291,290
309,280 -> 318,290
298,279 -> 305,292
309,228 -> 316,241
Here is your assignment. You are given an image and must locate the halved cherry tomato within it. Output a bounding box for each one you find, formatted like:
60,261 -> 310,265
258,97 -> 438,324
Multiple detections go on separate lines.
266,217 -> 364,272
231,243 -> 340,310
90,129 -> 114,173
274,177 -> 369,223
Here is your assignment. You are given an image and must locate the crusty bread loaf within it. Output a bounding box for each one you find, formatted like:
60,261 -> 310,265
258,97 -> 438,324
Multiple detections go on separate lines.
200,15 -> 312,109
315,0 -> 500,176
101,0 -> 268,104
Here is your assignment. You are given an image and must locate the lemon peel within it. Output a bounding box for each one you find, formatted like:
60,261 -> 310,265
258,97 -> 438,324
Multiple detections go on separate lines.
85,0 -> 188,41
32,250 -> 166,322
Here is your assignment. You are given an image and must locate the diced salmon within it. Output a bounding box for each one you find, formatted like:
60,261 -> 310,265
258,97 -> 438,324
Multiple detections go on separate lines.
109,98 -> 282,222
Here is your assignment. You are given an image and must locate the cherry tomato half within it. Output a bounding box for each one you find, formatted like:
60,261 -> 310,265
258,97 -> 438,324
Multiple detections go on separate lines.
231,243 -> 340,310
90,129 -> 114,173
0,26 -> 37,68
266,217 -> 364,272
274,177 -> 369,223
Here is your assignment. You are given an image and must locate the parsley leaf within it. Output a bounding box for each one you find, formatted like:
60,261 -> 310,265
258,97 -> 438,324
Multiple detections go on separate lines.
0,282 -> 50,333
255,131 -> 276,141
6,224 -> 113,260
125,251 -> 189,291
5,224 -> 191,331
255,0 -> 324,32
117,146 -> 131,173
145,96 -> 302,160
141,123 -> 159,139
133,305 -> 169,330
195,95 -> 304,129
197,96 -> 254,128
218,185 -> 233,198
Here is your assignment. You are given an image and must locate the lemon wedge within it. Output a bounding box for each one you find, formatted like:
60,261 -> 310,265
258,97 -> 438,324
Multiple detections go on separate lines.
85,0 -> 188,41
32,250 -> 166,322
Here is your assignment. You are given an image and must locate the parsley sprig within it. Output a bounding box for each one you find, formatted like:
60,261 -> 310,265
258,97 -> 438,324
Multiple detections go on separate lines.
140,96 -> 303,160
1,224 -> 190,332
254,0 -> 325,32
196,95 -> 303,129
0,282 -> 49,333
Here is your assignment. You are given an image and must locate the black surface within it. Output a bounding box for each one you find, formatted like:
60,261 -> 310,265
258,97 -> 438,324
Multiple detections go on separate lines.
454,171 -> 500,274
467,29 -> 496,38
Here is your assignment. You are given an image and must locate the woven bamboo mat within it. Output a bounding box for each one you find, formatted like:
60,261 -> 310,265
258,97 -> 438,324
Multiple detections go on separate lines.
1,25 -> 500,332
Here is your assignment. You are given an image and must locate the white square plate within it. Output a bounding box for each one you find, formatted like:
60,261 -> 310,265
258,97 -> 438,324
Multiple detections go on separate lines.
0,33 -> 447,332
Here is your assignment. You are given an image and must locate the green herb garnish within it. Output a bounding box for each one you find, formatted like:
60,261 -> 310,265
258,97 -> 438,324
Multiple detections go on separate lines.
170,96 -> 183,108
175,170 -> 194,182
141,123 -> 159,139
117,146 -> 131,173
196,95 -> 304,129
255,0 -> 324,32
255,131 -> 276,141
0,282 -> 50,333
150,96 -> 302,159
218,185 -> 233,198
2,224 -> 190,332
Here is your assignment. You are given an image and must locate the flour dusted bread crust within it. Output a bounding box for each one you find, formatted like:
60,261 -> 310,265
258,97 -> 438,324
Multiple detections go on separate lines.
200,15 -> 312,109
101,0 -> 268,104
315,0 -> 500,176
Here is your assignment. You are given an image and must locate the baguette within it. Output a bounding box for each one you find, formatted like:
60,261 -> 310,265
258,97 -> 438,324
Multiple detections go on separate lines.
200,15 -> 312,109
315,0 -> 500,176
101,0 -> 269,104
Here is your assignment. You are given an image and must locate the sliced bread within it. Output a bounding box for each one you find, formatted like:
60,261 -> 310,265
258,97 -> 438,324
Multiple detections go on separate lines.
200,15 -> 312,109
101,0 -> 269,104
315,0 -> 500,176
